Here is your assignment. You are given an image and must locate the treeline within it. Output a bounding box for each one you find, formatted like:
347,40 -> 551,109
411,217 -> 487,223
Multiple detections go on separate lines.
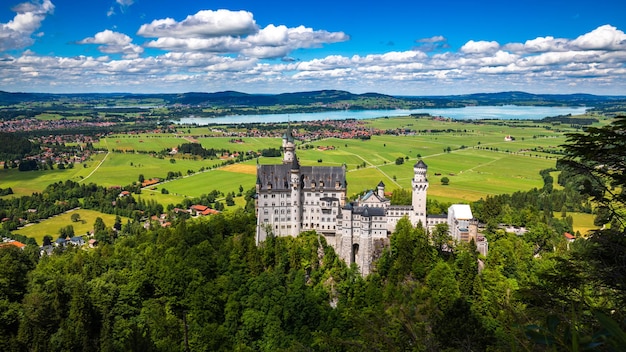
0,133 -> 38,161
543,114 -> 599,125
176,142 -> 227,158
2,204 -> 623,351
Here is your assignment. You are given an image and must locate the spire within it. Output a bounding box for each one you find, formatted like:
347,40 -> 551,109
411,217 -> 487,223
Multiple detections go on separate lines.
282,124 -> 295,143
291,157 -> 300,170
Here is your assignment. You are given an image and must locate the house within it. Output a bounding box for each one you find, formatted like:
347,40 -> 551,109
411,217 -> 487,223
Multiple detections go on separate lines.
40,245 -> 54,256
0,240 -> 26,250
88,239 -> 98,248
448,204 -> 474,242
564,232 -> 576,242
54,238 -> 67,247
190,204 -> 209,216
69,236 -> 85,246
201,208 -> 220,216
141,178 -> 160,187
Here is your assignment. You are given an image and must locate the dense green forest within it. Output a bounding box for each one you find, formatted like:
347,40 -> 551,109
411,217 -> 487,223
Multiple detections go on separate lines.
1,118 -> 626,351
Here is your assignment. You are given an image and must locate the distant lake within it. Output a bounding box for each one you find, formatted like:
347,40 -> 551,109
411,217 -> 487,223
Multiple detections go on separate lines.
175,105 -> 588,125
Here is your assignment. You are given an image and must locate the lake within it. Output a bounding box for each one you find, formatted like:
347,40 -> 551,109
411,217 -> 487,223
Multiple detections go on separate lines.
175,105 -> 588,125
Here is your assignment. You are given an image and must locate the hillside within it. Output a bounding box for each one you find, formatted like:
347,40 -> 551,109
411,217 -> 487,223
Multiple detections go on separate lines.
1,90 -> 623,109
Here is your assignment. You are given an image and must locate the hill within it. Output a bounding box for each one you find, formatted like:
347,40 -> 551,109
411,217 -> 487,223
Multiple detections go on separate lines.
1,90 -> 623,109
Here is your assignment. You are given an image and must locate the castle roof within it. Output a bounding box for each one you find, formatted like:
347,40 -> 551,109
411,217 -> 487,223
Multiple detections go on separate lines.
414,159 -> 427,168
352,205 -> 386,217
291,156 -> 300,170
377,180 -> 385,188
256,164 -> 346,191
282,126 -> 295,143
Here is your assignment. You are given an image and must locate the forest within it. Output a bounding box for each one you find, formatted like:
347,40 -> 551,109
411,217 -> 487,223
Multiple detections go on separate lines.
0,117 -> 625,351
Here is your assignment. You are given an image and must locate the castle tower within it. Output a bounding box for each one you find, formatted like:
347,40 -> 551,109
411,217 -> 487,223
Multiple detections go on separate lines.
377,181 -> 385,198
290,157 -> 301,235
282,125 -> 295,164
411,160 -> 428,228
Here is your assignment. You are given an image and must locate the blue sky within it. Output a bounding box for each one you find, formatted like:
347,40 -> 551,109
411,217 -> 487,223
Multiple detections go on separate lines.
1,0 -> 625,95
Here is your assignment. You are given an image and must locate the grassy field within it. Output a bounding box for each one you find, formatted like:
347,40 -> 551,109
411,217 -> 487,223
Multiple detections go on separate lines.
157,168 -> 256,198
3,115 -> 595,207
0,153 -> 107,197
565,212 -> 598,236
13,209 -> 131,245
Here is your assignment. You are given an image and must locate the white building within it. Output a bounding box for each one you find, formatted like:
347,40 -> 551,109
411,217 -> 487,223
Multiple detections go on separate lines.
256,128 -> 486,275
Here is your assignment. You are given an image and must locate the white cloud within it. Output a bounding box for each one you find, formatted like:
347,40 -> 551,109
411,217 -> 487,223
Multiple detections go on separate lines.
2,14 -> 626,95
137,9 -> 259,38
571,24 -> 626,50
137,11 -> 348,59
460,40 -> 500,55
0,0 -> 54,52
78,30 -> 144,59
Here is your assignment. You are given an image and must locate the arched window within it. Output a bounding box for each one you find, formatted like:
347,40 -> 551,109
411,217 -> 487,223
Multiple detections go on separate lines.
352,243 -> 359,264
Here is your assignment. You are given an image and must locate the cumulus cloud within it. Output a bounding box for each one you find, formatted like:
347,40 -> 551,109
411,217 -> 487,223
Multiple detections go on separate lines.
460,40 -> 500,55
571,24 -> 626,50
137,10 -> 348,59
1,12 -> 625,95
137,10 -> 259,38
0,0 -> 54,52
78,30 -> 144,58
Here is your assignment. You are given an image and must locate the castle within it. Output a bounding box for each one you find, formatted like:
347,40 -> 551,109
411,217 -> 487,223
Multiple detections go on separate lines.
255,127 -> 486,275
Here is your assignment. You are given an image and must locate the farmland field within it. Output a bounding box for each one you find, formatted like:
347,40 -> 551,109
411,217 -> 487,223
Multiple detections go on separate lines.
13,209 -> 131,245
1,116 -> 595,206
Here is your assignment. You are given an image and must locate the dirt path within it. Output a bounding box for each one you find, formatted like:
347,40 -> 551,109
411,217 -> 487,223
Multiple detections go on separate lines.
80,139 -> 109,183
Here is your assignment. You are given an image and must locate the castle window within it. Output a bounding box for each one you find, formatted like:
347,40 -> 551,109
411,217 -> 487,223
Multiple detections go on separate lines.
263,195 -> 268,199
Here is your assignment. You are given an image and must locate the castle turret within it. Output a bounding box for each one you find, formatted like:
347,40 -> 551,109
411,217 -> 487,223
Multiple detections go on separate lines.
290,157 -> 301,235
377,180 -> 385,198
282,126 -> 295,164
411,160 -> 428,228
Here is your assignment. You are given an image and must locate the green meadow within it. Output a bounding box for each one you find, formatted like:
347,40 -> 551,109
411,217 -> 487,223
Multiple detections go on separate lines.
13,209 -> 131,245
154,168 -> 256,198
0,153 -> 106,197
2,116 -> 594,209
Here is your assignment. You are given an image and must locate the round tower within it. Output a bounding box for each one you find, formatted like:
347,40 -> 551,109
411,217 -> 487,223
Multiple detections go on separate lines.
411,160 -> 428,228
290,157 -> 301,235
282,126 -> 295,164
377,180 -> 385,198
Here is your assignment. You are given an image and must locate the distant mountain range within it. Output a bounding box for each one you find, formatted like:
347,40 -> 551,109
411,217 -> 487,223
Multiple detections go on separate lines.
0,89 -> 624,108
